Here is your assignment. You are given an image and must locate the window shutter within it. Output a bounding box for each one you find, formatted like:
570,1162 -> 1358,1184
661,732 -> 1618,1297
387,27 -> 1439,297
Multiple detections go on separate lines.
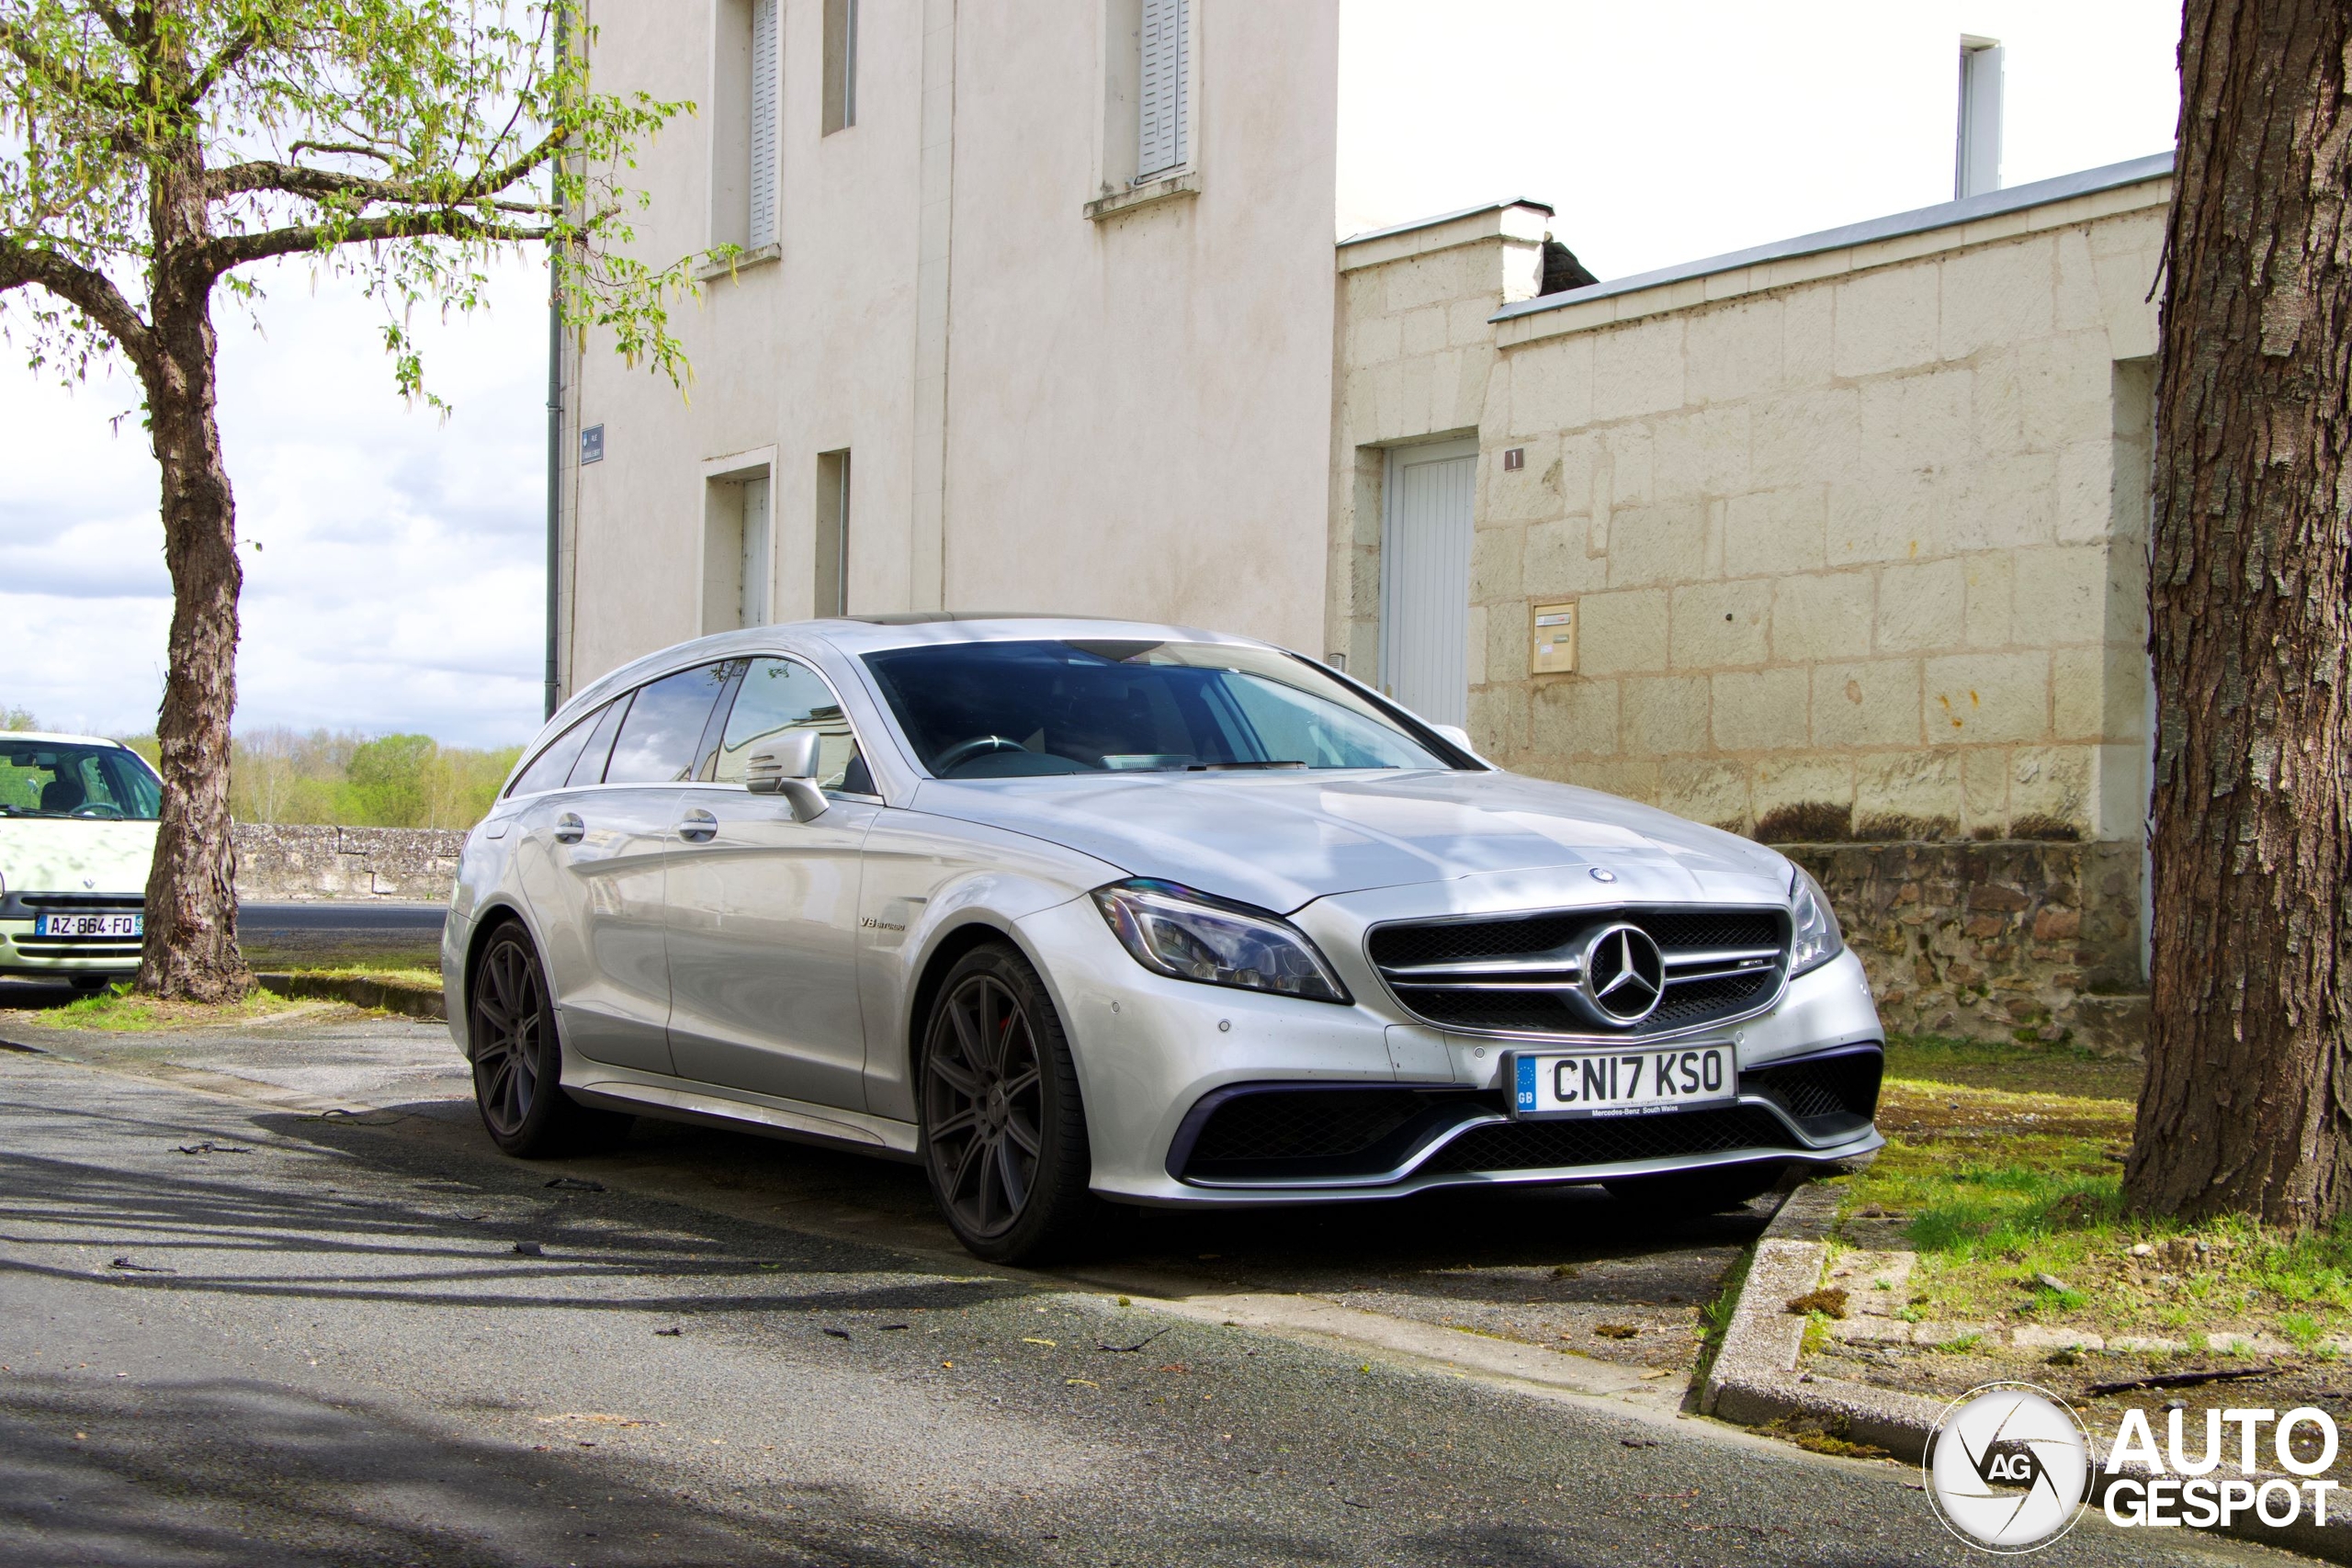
1136,0 -> 1188,182
748,0 -> 781,245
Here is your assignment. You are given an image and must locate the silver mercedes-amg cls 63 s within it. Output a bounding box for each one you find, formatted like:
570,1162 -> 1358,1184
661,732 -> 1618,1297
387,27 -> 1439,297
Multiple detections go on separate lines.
445,615 -> 1884,1261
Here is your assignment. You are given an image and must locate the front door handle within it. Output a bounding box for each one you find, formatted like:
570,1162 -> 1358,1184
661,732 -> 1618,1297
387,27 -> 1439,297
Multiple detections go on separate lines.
678,807 -> 718,844
552,812 -> 584,844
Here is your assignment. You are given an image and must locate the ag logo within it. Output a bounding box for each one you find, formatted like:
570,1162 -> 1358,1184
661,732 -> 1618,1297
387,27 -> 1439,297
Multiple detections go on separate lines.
1926,1382 -> 2091,1552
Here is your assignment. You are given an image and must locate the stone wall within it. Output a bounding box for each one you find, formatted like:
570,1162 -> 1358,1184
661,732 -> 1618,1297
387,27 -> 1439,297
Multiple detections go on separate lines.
231,824 -> 465,902
1329,170 -> 2170,848
1785,838 -> 2147,1057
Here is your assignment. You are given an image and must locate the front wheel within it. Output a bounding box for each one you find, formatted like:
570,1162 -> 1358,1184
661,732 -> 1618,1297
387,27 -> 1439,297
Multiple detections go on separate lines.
469,923 -> 631,1157
919,943 -> 1098,1264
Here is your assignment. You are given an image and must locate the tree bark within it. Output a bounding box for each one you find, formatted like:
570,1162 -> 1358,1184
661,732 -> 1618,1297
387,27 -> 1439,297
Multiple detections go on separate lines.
134,123 -> 250,1001
2126,0 -> 2352,1224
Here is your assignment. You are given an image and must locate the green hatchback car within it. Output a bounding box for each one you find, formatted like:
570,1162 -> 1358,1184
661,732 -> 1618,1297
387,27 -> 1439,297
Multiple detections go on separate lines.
0,733 -> 162,988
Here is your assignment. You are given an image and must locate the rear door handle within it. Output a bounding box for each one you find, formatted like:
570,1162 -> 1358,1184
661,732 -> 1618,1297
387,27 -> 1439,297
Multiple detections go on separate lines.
552,812 -> 584,844
678,807 -> 718,844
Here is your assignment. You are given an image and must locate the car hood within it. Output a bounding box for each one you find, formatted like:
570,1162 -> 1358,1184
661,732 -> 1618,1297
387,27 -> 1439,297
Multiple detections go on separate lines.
0,818 -> 158,897
908,770 -> 1791,912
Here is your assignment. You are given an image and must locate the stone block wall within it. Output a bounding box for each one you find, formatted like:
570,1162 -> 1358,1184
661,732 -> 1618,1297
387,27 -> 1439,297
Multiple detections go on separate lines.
231,824 -> 465,902
1786,838 -> 2146,1056
1328,172 -> 2171,848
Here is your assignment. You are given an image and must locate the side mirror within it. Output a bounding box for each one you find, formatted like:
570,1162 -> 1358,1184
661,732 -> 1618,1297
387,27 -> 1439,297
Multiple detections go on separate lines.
747,730 -> 827,822
1432,723 -> 1477,756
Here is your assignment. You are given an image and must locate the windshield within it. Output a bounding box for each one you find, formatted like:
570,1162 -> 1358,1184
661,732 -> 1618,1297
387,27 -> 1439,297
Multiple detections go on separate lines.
0,741 -> 163,820
862,639 -> 1457,779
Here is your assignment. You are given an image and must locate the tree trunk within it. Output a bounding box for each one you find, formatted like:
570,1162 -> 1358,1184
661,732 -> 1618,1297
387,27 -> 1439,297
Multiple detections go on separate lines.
135,152 -> 250,1001
2126,0 -> 2352,1224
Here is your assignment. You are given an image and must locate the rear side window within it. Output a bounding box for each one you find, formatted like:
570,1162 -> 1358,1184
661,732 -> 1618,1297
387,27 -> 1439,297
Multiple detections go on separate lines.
507,705 -> 605,798
713,658 -> 866,791
565,695 -> 630,787
604,663 -> 733,785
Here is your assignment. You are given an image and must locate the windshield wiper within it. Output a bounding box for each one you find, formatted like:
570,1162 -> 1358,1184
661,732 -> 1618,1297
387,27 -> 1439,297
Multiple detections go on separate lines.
1187,761 -> 1307,771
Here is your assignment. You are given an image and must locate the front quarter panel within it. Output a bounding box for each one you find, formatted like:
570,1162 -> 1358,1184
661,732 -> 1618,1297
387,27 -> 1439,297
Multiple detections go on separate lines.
855,808 -> 1125,1122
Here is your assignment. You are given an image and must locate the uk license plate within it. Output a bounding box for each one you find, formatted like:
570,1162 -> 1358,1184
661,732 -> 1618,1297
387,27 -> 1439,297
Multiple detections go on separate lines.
1510,1044 -> 1735,1119
34,913 -> 142,939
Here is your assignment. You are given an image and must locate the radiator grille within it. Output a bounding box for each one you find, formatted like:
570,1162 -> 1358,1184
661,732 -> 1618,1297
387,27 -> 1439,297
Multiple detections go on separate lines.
1368,906 -> 1787,1038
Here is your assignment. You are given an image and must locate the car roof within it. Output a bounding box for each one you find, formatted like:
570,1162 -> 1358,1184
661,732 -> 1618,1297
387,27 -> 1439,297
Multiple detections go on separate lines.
0,731 -> 136,750
808,614 -> 1268,656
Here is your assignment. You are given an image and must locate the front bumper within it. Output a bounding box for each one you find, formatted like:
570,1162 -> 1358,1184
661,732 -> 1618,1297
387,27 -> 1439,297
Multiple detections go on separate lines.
0,917 -> 143,976
1015,893 -> 1885,1207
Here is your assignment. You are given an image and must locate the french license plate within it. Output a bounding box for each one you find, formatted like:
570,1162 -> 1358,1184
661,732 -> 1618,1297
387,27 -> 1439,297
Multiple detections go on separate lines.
1510,1044 -> 1735,1119
34,913 -> 142,939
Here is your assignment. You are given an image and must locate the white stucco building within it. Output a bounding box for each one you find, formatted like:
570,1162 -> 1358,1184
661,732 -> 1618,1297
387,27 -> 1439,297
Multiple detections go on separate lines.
555,0 -> 1344,690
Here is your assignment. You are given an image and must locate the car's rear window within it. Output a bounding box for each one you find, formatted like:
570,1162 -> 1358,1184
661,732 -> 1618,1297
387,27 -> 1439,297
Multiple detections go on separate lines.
0,742 -> 163,820
861,640 -> 1454,780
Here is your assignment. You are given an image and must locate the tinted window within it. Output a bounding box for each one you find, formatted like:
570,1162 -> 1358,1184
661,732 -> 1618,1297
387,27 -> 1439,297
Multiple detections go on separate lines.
713,658 -> 865,791
861,640 -> 1453,779
604,663 -> 732,785
506,704 -> 606,798
0,741 -> 163,820
565,695 -> 631,786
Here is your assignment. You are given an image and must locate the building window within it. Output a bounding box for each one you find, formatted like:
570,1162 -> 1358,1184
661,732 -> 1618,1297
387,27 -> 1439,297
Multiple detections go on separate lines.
815,449 -> 852,616
705,470 -> 772,633
711,0 -> 783,250
748,0 -> 781,244
822,0 -> 857,134
1098,0 -> 1192,195
1135,0 -> 1189,181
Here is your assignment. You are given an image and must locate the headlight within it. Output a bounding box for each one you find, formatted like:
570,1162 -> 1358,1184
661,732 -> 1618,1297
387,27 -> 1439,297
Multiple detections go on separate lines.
1091,880 -> 1351,1004
1788,864 -> 1844,978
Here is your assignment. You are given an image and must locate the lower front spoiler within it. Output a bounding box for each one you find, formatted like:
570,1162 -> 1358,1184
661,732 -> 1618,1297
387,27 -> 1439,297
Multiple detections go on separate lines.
1119,1120 -> 1883,1208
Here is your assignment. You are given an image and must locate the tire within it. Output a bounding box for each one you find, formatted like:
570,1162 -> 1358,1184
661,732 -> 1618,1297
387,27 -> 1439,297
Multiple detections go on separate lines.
918,942 -> 1098,1264
469,923 -> 632,1158
1603,1161 -> 1789,1216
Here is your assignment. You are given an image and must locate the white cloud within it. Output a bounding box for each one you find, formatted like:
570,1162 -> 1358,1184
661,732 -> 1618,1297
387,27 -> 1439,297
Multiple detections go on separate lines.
2,254 -> 555,748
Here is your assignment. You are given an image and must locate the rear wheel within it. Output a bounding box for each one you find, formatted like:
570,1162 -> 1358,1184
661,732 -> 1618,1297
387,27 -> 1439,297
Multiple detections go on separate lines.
469,923 -> 630,1157
1603,1161 -> 1788,1216
919,942 -> 1097,1264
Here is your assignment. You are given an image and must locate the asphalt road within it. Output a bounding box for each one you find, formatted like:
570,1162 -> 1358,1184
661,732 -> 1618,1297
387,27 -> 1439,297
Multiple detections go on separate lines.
234,900 -> 447,971
0,1048 -> 2303,1567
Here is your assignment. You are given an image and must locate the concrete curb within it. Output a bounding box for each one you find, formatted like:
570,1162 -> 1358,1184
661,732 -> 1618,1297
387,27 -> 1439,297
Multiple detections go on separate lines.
257,972 -> 446,1022
1700,1180 -> 1949,1458
1703,1178 -> 2352,1562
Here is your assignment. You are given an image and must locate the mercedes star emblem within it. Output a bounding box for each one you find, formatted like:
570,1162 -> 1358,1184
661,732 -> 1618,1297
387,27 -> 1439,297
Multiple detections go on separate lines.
1580,922 -> 1667,1025
1588,866 -> 1616,883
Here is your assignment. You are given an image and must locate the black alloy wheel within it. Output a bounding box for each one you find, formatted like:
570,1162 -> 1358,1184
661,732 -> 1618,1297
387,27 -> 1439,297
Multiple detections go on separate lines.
469,923 -> 629,1157
920,942 -> 1097,1262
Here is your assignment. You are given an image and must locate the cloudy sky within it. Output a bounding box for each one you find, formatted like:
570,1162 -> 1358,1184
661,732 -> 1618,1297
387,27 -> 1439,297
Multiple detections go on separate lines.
3,1 -> 2181,750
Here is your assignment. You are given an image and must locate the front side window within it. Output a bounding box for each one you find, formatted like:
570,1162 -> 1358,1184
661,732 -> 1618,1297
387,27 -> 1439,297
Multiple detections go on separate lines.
0,742 -> 162,820
861,640 -> 1456,780
714,658 -> 869,792
604,663 -> 734,785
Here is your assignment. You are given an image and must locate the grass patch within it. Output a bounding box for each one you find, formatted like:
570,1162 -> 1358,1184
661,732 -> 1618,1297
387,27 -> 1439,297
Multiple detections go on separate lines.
47,982 -> 305,1032
1842,1061 -> 2352,1342
1883,1031 -> 2141,1101
266,964 -> 442,989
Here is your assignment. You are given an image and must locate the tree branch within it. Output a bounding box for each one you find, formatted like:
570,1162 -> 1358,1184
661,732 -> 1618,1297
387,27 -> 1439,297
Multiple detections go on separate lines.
0,238 -> 155,372
181,17 -> 271,107
199,209 -> 554,275
207,129 -> 563,207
